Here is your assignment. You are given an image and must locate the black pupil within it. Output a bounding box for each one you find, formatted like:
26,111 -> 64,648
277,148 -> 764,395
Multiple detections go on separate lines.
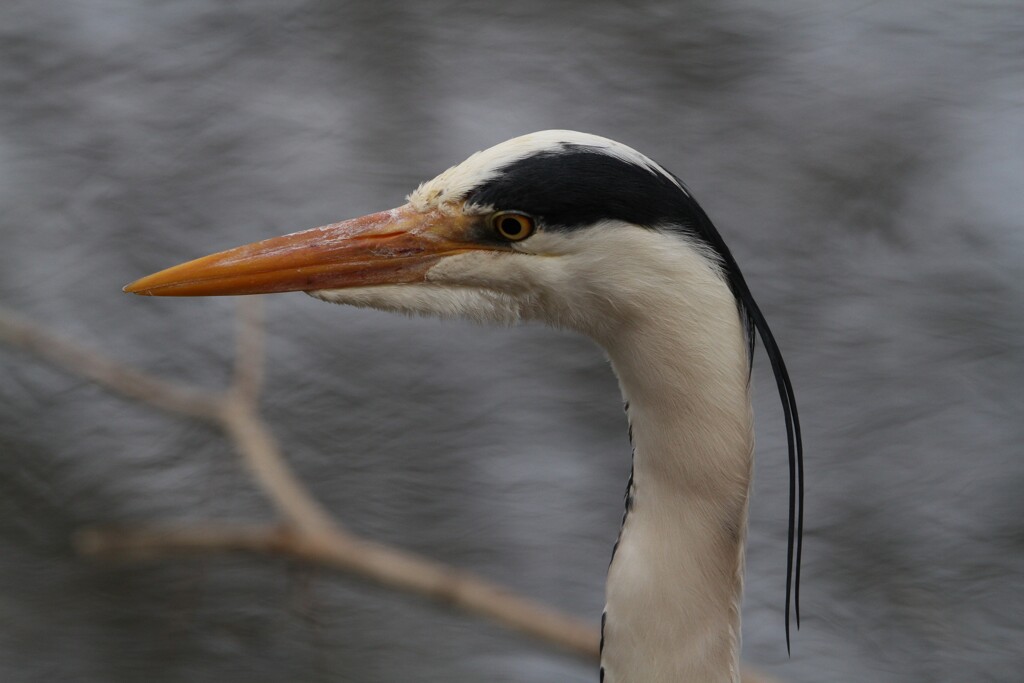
500,217 -> 524,236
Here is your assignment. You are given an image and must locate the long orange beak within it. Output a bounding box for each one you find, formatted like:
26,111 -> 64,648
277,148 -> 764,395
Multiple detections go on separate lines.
124,205 -> 482,297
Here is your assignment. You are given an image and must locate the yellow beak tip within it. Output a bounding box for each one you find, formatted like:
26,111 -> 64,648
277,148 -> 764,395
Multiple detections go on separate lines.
123,279 -> 156,295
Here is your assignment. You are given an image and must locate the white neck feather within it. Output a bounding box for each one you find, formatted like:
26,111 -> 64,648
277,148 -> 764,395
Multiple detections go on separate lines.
593,234 -> 754,683
313,224 -> 755,681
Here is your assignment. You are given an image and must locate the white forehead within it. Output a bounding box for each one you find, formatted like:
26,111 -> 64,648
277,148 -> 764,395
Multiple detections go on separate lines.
407,130 -> 681,212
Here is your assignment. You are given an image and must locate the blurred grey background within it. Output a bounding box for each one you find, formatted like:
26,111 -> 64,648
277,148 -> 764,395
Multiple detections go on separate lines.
1,1 -> 1022,681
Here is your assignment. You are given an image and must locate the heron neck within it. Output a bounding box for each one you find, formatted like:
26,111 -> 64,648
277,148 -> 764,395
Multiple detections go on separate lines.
597,276 -> 754,683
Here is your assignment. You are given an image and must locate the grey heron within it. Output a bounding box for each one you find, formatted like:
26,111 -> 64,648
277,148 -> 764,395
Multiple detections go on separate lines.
125,130 -> 804,683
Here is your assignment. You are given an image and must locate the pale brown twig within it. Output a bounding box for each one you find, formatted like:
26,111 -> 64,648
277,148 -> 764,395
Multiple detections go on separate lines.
0,305 -> 221,420
223,299 -> 338,533
231,298 -> 264,405
218,398 -> 338,534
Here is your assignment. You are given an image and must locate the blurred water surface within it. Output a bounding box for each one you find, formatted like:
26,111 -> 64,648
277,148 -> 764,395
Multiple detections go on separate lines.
1,1 -> 1022,682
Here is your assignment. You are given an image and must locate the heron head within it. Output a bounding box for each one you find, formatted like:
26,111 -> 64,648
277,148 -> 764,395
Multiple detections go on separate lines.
124,130 -> 805,636
125,130 -> 739,339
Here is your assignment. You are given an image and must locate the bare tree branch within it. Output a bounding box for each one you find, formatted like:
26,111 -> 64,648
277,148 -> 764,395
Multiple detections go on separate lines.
0,302 -> 335,535
75,524 -> 778,682
0,304 -> 782,683
76,524 -> 598,659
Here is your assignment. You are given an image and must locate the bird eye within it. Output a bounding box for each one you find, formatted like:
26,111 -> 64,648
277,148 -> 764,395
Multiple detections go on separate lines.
490,212 -> 535,242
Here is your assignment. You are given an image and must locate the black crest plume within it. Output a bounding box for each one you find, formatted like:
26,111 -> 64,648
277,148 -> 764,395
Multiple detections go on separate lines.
669,178 -> 805,655
686,197 -> 805,653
